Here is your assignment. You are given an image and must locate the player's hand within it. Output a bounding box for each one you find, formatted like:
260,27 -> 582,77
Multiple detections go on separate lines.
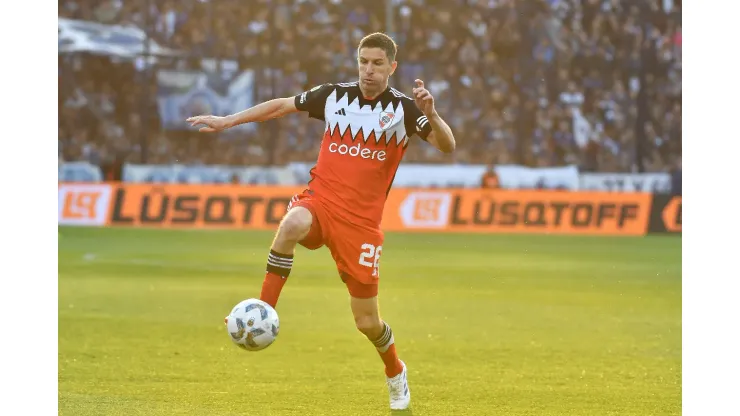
412,79 -> 436,116
186,115 -> 231,133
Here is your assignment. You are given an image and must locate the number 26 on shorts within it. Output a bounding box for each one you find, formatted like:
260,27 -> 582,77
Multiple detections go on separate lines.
358,243 -> 382,277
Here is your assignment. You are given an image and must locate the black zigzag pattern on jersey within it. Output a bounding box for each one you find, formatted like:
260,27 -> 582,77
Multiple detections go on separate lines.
329,123 -> 366,143
327,122 -> 406,148
333,84 -> 403,112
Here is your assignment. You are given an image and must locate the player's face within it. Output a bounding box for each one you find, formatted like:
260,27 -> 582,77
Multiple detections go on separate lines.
358,48 -> 397,94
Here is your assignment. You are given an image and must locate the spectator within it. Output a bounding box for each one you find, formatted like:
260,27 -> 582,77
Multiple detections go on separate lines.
481,164 -> 501,189
58,0 -> 681,172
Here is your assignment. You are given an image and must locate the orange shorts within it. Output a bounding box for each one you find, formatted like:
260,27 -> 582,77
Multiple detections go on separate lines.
288,189 -> 383,298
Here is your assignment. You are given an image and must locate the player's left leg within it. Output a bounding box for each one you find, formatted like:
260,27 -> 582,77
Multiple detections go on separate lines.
325,220 -> 410,409
348,290 -> 410,410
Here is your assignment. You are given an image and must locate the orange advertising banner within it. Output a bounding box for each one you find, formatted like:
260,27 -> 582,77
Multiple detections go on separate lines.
382,189 -> 653,236
647,194 -> 681,234
58,183 -> 654,236
106,184 -> 304,229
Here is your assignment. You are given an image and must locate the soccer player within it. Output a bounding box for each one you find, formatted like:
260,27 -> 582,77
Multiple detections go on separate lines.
187,33 -> 455,410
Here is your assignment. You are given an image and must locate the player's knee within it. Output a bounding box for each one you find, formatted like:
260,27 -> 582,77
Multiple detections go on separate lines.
354,314 -> 383,338
278,207 -> 312,242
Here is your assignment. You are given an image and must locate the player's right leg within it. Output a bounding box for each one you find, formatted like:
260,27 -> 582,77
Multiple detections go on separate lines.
258,203 -> 316,309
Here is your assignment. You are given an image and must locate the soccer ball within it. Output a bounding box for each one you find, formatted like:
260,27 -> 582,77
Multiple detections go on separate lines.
224,298 -> 280,351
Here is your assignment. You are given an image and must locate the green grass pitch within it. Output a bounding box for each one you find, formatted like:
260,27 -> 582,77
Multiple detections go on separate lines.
59,227 -> 681,415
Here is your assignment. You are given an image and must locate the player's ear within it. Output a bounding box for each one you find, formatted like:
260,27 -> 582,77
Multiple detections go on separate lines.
390,61 -> 397,76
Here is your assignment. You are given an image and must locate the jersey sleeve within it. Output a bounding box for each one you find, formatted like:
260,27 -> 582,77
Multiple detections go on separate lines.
402,99 -> 433,141
294,83 -> 334,121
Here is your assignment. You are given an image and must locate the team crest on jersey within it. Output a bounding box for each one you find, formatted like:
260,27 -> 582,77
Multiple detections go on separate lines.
379,111 -> 395,130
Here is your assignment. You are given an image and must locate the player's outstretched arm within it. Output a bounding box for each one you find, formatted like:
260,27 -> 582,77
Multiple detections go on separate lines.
412,79 -> 456,153
186,97 -> 299,133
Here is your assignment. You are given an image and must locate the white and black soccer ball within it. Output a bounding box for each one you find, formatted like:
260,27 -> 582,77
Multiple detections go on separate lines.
224,299 -> 280,351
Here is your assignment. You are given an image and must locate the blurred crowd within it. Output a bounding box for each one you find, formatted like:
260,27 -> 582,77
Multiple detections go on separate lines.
58,0 -> 681,172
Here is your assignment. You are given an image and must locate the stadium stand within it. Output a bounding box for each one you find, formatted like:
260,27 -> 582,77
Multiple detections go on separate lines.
58,0 -> 681,173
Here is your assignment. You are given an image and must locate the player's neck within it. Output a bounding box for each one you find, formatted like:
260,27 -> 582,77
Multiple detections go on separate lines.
360,83 -> 388,100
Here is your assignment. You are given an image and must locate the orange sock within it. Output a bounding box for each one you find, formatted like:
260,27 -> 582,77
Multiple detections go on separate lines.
371,322 -> 404,377
259,272 -> 288,308
378,343 -> 404,378
260,250 -> 293,308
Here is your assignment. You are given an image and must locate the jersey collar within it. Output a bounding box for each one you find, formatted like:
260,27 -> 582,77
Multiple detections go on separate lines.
358,85 -> 392,109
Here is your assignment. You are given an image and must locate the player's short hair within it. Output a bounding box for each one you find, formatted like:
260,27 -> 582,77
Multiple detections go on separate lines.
358,33 -> 398,62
